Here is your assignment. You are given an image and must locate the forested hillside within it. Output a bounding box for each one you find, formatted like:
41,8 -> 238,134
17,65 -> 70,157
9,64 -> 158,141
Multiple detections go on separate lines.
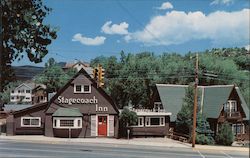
90,48 -> 249,109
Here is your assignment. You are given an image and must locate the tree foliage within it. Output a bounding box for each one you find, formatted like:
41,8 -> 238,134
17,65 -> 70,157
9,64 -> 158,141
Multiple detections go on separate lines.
90,48 -> 249,109
0,81 -> 22,103
34,58 -> 76,92
215,122 -> 234,146
1,0 -> 57,90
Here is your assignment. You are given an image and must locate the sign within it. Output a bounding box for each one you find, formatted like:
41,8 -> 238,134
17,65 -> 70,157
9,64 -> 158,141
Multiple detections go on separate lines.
58,96 -> 98,105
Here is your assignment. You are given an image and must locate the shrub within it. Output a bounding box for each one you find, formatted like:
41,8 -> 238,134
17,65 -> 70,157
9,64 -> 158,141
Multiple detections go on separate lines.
215,122 -> 234,146
196,134 -> 215,145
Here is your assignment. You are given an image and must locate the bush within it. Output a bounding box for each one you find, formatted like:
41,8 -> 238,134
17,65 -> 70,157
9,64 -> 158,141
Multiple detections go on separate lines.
119,107 -> 138,138
215,122 -> 234,146
196,134 -> 215,145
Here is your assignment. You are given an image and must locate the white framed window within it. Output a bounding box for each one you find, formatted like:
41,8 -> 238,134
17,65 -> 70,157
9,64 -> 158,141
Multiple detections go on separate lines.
137,117 -> 144,127
232,124 -> 245,135
21,117 -> 41,127
224,100 -> 237,112
145,117 -> 165,127
26,90 -> 31,93
53,117 -> 82,129
154,102 -> 163,112
74,84 -> 91,93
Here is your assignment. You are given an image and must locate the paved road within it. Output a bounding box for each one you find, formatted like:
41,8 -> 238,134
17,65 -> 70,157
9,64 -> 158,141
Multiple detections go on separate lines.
0,139 -> 248,158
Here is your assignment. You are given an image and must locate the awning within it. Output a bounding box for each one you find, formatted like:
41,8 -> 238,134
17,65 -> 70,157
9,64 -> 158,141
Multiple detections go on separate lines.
52,108 -> 83,117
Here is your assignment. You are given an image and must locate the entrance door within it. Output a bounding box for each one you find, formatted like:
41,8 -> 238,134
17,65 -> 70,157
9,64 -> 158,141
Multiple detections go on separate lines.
98,116 -> 107,136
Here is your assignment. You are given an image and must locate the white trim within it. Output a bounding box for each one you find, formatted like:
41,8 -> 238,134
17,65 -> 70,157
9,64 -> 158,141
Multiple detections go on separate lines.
74,84 -> 91,93
145,116 -> 165,127
53,117 -> 82,129
21,117 -> 41,127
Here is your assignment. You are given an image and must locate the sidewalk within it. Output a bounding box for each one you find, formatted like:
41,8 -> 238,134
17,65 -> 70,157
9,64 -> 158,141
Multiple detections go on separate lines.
0,135 -> 249,152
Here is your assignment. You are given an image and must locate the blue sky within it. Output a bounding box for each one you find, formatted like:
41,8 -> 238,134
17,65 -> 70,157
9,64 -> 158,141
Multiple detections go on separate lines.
13,0 -> 250,66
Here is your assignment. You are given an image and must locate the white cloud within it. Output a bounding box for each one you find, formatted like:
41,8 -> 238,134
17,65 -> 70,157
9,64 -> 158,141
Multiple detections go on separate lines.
101,21 -> 129,35
72,33 -> 106,46
245,45 -> 250,51
157,2 -> 173,10
210,0 -> 234,6
126,9 -> 250,47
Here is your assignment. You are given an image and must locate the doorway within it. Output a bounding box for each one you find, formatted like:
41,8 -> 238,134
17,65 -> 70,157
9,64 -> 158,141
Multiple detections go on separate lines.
98,116 -> 107,136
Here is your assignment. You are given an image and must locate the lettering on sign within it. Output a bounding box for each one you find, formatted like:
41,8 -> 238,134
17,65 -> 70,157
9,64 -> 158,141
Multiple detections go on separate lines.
58,96 -> 98,105
96,104 -> 108,112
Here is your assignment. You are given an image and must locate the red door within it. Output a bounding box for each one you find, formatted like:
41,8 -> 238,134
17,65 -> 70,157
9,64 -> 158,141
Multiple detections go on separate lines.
98,116 -> 107,136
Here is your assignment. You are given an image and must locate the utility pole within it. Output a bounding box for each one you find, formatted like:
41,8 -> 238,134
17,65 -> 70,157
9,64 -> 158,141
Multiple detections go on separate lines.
0,4 -> 3,92
192,53 -> 198,148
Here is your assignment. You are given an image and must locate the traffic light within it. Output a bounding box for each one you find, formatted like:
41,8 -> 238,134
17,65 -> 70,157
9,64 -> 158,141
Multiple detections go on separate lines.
93,68 -> 98,79
98,64 -> 105,87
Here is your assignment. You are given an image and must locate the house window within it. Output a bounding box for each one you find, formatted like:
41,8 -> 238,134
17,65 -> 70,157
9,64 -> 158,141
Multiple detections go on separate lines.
11,90 -> 14,93
137,117 -> 144,127
26,90 -> 31,93
26,97 -> 31,100
83,85 -> 90,93
18,90 -> 20,93
60,120 -> 74,127
154,102 -> 163,112
75,85 -> 82,93
11,97 -> 15,100
53,117 -> 82,129
74,84 -> 91,93
224,100 -> 237,113
21,117 -> 41,127
232,124 -> 245,135
145,117 -> 165,126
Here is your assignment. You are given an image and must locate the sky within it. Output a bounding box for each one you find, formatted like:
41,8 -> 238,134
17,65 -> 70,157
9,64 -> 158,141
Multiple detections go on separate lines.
13,0 -> 250,67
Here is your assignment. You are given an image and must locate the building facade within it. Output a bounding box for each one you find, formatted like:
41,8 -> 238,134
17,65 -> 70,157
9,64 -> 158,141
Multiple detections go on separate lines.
6,69 -> 119,138
152,84 -> 249,140
10,83 -> 47,104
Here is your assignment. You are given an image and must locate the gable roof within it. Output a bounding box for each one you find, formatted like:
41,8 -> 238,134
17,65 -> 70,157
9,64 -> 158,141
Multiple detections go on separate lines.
201,85 -> 234,118
156,84 -> 187,121
156,84 -> 249,121
46,68 -> 119,113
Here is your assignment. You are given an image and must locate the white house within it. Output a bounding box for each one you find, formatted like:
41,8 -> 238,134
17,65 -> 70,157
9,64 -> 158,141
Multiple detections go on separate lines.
10,83 -> 47,104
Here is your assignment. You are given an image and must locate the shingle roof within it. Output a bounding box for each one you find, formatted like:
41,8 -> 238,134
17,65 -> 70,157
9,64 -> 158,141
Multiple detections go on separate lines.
3,104 -> 33,112
52,108 -> 83,117
156,84 -> 187,122
156,84 -> 249,121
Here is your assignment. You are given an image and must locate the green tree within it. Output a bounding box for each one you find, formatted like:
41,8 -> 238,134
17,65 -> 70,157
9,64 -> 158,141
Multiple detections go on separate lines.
34,58 -> 73,92
0,81 -> 22,103
119,107 -> 138,138
196,115 -> 215,145
1,0 -> 57,91
215,122 -> 234,146
176,85 -> 196,135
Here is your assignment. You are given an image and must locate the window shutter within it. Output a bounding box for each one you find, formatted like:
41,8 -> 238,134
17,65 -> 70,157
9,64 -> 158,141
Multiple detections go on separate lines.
109,115 -> 114,137
91,115 -> 96,136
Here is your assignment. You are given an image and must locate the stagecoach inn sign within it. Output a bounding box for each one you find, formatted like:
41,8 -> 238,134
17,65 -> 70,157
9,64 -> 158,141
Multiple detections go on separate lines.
57,96 -> 108,112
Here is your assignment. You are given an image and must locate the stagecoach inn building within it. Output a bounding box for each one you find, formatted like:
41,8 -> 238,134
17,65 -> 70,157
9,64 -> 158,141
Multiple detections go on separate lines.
6,69 -> 119,138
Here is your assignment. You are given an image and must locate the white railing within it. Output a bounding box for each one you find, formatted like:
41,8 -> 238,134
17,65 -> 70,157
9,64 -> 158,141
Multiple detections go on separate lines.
131,108 -> 166,113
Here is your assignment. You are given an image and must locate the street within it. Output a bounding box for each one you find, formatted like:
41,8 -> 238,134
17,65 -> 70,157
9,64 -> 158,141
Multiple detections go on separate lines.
0,139 -> 248,158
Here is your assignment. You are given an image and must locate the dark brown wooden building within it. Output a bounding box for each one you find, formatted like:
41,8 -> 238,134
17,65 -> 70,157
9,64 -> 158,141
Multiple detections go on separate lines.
152,84 -> 249,140
6,69 -> 119,138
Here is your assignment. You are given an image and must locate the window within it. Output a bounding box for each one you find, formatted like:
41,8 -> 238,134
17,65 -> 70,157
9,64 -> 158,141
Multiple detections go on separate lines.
53,117 -> 82,129
137,117 -> 144,127
60,120 -> 74,127
154,102 -> 163,112
232,124 -> 245,135
74,84 -> 91,93
145,117 -> 165,127
83,85 -> 90,92
21,117 -> 41,127
18,90 -> 20,93
224,100 -> 237,113
26,97 -> 31,100
11,90 -> 14,93
75,85 -> 82,93
11,97 -> 15,100
26,90 -> 31,93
